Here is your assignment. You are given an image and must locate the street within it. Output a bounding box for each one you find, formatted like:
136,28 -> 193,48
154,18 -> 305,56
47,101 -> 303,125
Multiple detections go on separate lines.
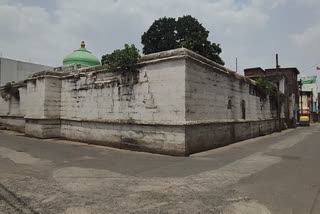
0,124 -> 320,214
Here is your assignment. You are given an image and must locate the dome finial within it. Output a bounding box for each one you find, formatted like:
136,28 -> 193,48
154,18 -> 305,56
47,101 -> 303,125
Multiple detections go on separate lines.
81,41 -> 85,48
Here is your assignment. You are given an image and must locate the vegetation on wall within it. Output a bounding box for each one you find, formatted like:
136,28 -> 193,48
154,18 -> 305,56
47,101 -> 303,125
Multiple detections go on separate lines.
256,75 -> 278,99
141,15 -> 224,65
101,44 -> 141,72
255,75 -> 288,110
0,83 -> 20,101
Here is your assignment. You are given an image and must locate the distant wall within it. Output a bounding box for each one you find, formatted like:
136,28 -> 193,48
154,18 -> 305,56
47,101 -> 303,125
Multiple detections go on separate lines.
0,58 -> 53,86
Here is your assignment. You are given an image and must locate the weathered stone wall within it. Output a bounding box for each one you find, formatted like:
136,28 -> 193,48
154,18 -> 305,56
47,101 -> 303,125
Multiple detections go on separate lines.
60,59 -> 185,123
185,119 -> 280,154
185,58 -> 275,122
60,120 -> 186,156
0,116 -> 25,132
0,96 -> 9,115
0,84 -> 25,132
182,52 -> 282,154
24,78 -> 46,119
19,86 -> 28,116
57,58 -> 187,155
0,48 -> 285,156
24,76 -> 62,138
44,77 -> 62,119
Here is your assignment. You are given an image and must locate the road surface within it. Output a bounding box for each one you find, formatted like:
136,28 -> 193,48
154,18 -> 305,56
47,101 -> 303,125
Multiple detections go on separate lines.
0,124 -> 320,213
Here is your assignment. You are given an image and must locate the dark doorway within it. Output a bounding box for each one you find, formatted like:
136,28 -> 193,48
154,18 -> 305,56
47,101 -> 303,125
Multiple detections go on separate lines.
241,100 -> 246,120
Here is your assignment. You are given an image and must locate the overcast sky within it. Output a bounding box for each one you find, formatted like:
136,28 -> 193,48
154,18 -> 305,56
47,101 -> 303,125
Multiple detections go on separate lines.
0,0 -> 320,77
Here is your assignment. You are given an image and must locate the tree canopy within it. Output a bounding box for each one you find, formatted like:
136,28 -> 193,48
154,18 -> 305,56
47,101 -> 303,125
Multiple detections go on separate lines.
141,15 -> 224,65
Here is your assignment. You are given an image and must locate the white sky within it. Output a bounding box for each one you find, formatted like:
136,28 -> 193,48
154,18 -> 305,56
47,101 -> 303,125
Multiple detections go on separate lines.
0,0 -> 320,80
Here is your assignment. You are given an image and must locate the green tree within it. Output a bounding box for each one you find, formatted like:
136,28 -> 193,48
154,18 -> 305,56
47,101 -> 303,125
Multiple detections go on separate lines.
101,44 -> 141,72
141,15 -> 224,65
141,17 -> 178,54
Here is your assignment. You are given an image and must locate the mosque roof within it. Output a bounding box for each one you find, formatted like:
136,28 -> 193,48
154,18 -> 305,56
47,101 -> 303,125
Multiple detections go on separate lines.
63,41 -> 100,66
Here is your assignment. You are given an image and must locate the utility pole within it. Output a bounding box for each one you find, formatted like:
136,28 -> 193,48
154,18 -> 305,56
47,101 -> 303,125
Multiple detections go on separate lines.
276,54 -> 281,132
299,80 -> 303,121
236,57 -> 238,73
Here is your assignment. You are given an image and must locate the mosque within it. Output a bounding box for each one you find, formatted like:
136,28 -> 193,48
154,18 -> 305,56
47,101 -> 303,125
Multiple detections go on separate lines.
0,42 -> 285,156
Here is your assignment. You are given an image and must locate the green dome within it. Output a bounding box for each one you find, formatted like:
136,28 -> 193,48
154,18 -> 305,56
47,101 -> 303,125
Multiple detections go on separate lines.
63,41 -> 100,66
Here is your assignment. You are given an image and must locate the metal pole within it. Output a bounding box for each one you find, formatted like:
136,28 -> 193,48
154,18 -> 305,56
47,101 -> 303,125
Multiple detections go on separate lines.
276,54 -> 281,132
300,88 -> 303,119
311,88 -> 314,123
236,57 -> 238,73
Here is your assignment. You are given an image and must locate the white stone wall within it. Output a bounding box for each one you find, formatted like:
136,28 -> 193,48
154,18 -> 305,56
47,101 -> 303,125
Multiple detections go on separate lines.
19,86 -> 28,116
185,59 -> 274,122
21,77 -> 61,120
60,59 -> 186,123
25,79 -> 46,119
0,87 -> 25,117
44,77 -> 61,119
23,77 -> 62,138
0,117 -> 25,132
60,121 -> 186,156
0,96 -> 9,115
0,51 -> 278,126
8,97 -> 20,116
0,48 -> 286,155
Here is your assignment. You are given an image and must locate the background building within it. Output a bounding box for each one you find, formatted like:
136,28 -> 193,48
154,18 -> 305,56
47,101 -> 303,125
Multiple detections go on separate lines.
318,93 -> 320,113
0,57 -> 52,86
301,76 -> 318,113
300,76 -> 318,122
244,67 -> 300,128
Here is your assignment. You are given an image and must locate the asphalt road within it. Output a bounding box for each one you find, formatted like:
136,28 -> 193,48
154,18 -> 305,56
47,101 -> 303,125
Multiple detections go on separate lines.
0,124 -> 320,214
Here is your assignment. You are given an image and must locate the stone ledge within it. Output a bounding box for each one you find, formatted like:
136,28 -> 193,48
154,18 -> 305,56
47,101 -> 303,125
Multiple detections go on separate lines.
0,115 -> 25,119
138,48 -> 256,85
0,115 -> 283,126
60,117 -> 281,126
138,48 -> 226,71
24,117 -> 60,120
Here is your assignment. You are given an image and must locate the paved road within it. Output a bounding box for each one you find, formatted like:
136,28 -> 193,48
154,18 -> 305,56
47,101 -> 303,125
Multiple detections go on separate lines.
0,124 -> 320,214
